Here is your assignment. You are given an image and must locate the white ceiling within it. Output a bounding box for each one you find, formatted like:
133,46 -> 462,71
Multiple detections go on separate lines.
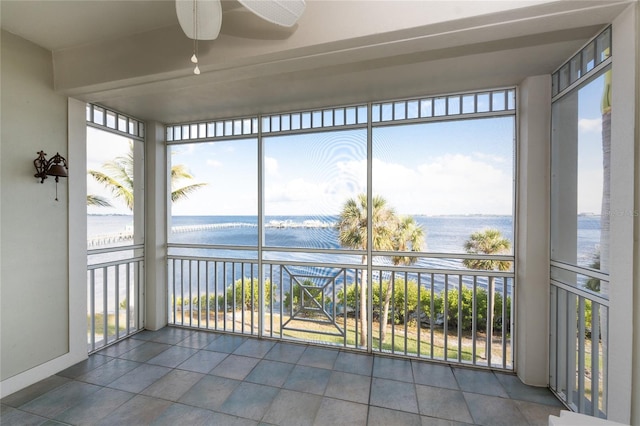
1,0 -> 632,123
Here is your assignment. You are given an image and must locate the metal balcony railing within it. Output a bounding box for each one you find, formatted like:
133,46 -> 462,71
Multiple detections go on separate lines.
87,244 -> 144,353
550,268 -> 609,418
168,247 -> 514,369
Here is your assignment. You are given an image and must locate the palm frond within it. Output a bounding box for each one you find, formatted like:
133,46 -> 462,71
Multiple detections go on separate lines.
86,194 -> 113,207
171,183 -> 208,203
88,169 -> 134,210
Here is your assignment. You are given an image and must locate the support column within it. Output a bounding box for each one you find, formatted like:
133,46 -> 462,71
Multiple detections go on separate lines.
608,6 -> 637,423
516,75 -> 551,386
145,122 -> 168,330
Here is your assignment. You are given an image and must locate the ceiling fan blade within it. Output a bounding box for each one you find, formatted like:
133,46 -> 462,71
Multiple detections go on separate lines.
220,9 -> 297,40
237,0 -> 306,27
176,0 -> 222,40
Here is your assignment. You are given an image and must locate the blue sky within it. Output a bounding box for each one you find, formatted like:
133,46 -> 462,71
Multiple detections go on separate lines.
168,116 -> 515,216
576,73 -> 607,215
88,86 -> 606,218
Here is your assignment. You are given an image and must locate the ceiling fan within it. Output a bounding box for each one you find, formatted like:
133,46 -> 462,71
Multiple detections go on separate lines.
176,0 -> 306,73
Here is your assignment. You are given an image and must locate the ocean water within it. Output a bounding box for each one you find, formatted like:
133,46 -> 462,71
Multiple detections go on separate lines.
88,214 -> 601,312
89,214 -> 600,267
168,215 -> 514,251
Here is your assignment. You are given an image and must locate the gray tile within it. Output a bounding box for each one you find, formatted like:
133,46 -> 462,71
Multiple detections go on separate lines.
263,389 -> 322,426
204,334 -> 247,353
219,382 -> 279,421
464,392 -> 527,426
118,341 -> 172,362
76,358 -> 141,386
177,350 -> 228,373
513,400 -> 563,426
41,420 -> 69,425
370,378 -> 418,413
142,369 -> 204,401
96,338 -> 144,357
178,375 -> 240,411
415,384 -> 473,423
297,346 -> 339,370
1,375 -> 71,407
177,331 -> 219,349
245,359 -> 295,387
453,368 -> 508,397
283,365 -> 331,395
334,351 -> 373,376
265,342 -> 306,364
129,329 -> 157,340
412,362 -> 459,390
421,417 -> 473,426
0,405 -> 48,426
313,397 -> 368,426
53,387 -> 134,425
150,402 -> 215,425
57,355 -> 112,379
94,394 -> 172,426
107,363 -> 171,393
373,356 -> 414,383
20,381 -> 101,418
210,354 -> 260,380
146,327 -> 194,344
367,406 -> 422,426
494,373 -> 564,406
147,345 -> 199,368
324,371 -> 371,404
234,339 -> 275,359
208,411 -> 259,425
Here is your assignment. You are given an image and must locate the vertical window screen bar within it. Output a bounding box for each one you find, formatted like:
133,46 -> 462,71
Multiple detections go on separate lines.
90,270 -> 96,351
416,273 -> 421,357
430,273 -> 435,359
502,277 -> 508,369
457,275 -> 462,362
115,265 -> 119,340
443,274 -> 449,360
472,276 -> 477,364
578,297 -> 586,413
125,264 -> 130,335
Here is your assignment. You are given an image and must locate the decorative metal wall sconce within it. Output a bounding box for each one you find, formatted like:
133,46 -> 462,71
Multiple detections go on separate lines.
34,150 -> 68,201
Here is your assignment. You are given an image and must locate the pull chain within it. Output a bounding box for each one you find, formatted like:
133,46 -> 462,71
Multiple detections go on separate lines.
192,0 -> 200,75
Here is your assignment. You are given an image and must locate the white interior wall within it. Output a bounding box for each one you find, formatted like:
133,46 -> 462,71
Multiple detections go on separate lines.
0,31 -> 87,396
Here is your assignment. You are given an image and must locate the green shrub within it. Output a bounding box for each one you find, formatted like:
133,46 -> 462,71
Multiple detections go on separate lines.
226,277 -> 274,311
283,280 -> 328,311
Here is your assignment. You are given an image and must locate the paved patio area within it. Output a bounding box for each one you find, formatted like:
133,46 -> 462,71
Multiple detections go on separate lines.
1,327 -> 563,425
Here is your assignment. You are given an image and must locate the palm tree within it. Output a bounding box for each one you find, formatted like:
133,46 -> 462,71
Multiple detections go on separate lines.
86,194 -> 113,207
462,228 -> 511,350
338,194 -> 396,347
89,142 -> 206,210
380,215 -> 424,343
598,67 -> 611,355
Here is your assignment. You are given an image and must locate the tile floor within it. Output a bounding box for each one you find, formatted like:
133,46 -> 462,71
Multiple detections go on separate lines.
1,327 -> 564,425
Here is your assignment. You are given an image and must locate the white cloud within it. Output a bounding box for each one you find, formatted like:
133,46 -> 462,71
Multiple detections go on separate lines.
206,159 -> 222,167
266,178 -> 326,203
265,157 -> 279,176
579,118 -> 602,133
266,155 -> 513,216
